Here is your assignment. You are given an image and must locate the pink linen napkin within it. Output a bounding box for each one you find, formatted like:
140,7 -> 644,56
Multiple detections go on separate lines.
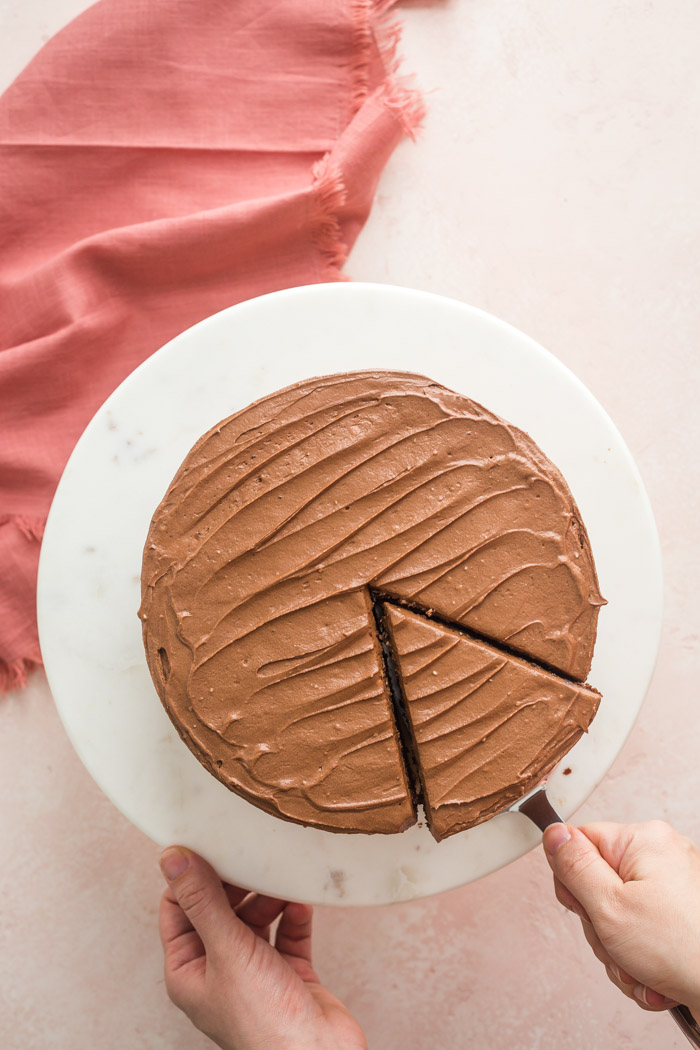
0,0 -> 424,691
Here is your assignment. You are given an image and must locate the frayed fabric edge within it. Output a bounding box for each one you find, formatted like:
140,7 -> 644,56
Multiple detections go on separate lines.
350,0 -> 425,132
1,655 -> 42,694
310,154 -> 351,283
350,0 -> 375,116
0,514 -> 45,693
372,1 -> 427,139
0,513 -> 46,543
311,0 -> 425,281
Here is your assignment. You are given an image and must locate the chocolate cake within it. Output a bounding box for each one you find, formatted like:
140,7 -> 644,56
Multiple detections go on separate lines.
139,370 -> 604,836
382,604 -> 601,840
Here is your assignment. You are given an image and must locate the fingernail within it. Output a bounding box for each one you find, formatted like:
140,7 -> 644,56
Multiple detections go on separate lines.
633,985 -> 649,1005
160,848 -> 190,881
543,823 -> 572,856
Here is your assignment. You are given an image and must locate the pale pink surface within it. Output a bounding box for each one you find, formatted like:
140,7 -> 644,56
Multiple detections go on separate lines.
1,1 -> 699,1049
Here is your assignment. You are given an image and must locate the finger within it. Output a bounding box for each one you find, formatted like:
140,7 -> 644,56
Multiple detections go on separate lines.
578,920 -> 639,990
581,917 -> 614,967
164,928 -> 206,973
164,877 -> 249,936
223,882 -> 251,911
575,822 -> 629,864
275,903 -> 314,964
576,821 -> 642,879
552,874 -> 591,924
606,959 -> 637,988
605,965 -> 640,1005
160,847 -> 238,952
160,884 -> 195,946
235,893 -> 287,938
633,984 -> 681,1012
543,824 -> 622,923
159,887 -> 205,962
157,881 -> 203,957
604,968 -> 679,1014
159,885 -> 206,1011
606,965 -> 634,994
577,821 -> 678,879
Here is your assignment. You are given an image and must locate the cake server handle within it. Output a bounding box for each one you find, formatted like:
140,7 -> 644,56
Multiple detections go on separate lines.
515,786 -> 700,1046
669,1007 -> 700,1046
514,784 -> 562,831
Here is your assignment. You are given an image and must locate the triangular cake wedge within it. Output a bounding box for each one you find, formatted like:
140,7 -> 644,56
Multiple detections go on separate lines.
383,604 -> 601,841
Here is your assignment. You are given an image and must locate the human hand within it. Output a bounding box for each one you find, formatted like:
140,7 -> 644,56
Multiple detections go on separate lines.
544,820 -> 700,1019
158,847 -> 367,1050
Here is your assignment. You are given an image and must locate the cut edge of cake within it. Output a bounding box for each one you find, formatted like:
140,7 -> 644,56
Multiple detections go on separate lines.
381,600 -> 602,842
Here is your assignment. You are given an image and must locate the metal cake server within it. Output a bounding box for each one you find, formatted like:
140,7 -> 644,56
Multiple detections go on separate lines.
513,774 -> 700,1046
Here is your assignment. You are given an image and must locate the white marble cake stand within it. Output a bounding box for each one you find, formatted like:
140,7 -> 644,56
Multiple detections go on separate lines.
37,283 -> 662,907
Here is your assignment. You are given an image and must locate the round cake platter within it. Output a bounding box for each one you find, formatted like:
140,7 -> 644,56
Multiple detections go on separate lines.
37,283 -> 662,907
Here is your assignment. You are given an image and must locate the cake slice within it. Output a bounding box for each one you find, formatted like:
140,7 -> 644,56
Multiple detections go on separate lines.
383,604 -> 601,841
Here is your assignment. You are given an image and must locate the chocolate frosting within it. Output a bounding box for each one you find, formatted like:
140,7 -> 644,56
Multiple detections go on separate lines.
139,370 -> 604,834
384,604 -> 601,840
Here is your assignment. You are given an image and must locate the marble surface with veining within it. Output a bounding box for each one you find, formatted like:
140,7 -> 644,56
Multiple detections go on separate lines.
2,1 -> 699,1048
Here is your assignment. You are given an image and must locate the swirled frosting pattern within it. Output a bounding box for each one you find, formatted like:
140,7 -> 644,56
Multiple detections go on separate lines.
384,605 -> 601,840
139,371 -> 604,834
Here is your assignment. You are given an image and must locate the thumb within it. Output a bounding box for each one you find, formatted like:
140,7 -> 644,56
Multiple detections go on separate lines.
160,846 -> 237,952
543,824 -> 622,922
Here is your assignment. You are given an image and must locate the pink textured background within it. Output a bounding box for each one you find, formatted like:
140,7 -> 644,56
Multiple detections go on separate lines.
1,2 -> 699,1048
